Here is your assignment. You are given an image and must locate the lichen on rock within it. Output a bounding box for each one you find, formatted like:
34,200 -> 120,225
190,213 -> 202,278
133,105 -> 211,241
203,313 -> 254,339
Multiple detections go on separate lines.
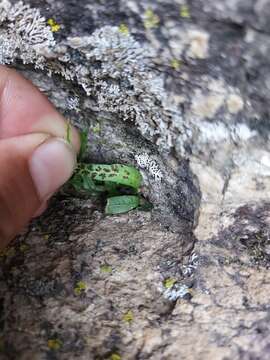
0,0 -> 55,65
0,0 -> 270,359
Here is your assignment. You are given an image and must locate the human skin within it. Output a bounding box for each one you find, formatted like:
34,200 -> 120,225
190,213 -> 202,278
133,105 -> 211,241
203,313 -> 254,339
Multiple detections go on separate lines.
0,65 -> 80,248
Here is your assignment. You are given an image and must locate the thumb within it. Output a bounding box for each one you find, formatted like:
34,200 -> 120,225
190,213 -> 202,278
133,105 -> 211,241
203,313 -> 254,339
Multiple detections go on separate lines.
0,133 -> 77,247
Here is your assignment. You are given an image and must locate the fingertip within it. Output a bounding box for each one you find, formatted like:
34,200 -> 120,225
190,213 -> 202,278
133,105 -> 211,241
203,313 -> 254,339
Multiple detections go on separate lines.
0,133 -> 77,245
31,116 -> 81,154
0,65 -> 81,152
29,137 -> 77,201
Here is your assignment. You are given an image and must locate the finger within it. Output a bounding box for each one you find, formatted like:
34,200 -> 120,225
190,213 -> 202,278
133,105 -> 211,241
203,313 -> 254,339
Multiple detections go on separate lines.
33,201 -> 49,218
0,65 -> 80,152
0,133 -> 76,248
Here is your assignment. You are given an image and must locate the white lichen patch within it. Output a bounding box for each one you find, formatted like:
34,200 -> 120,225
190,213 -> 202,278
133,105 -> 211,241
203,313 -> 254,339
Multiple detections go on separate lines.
232,123 -> 256,142
135,153 -> 163,182
245,29 -> 256,44
163,283 -> 191,301
187,29 -> 210,59
67,96 -> 80,112
182,252 -> 199,276
67,36 -> 92,49
0,0 -> 55,65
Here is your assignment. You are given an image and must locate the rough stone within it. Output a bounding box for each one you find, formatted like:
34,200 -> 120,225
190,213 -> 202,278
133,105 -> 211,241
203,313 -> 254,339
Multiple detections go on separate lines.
0,0 -> 270,359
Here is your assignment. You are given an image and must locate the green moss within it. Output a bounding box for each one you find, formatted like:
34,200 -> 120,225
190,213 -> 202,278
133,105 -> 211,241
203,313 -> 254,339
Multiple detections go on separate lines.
163,278 -> 176,289
100,264 -> 113,273
92,123 -> 101,134
111,353 -> 121,360
74,281 -> 87,296
171,58 -> 182,70
143,9 -> 160,29
19,244 -> 29,253
180,5 -> 190,18
119,23 -> 129,36
47,18 -> 61,32
48,339 -> 63,351
123,310 -> 134,323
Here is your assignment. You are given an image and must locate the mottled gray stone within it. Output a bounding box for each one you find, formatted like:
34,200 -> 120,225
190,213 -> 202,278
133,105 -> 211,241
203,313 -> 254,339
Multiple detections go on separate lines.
0,0 -> 270,359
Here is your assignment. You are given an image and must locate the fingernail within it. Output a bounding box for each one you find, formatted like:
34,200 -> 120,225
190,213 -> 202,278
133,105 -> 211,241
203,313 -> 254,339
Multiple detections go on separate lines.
29,138 -> 77,200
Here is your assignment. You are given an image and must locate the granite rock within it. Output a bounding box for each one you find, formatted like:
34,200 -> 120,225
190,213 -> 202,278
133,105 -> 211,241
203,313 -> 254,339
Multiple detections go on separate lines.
0,0 -> 270,359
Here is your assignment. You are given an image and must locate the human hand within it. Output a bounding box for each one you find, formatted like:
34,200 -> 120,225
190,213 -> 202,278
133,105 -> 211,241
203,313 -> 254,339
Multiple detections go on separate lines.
0,65 -> 80,247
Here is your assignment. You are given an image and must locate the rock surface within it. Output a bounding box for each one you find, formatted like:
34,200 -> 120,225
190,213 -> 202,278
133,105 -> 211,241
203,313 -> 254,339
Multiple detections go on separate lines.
0,0 -> 270,359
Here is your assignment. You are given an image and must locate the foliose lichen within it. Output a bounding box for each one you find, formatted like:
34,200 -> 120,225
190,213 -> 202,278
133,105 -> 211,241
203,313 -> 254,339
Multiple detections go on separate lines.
0,0 -> 189,153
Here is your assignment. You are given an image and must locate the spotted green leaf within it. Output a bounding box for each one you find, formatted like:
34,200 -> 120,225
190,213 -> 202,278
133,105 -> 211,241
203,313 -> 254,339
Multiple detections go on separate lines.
90,164 -> 142,190
70,168 -> 106,195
